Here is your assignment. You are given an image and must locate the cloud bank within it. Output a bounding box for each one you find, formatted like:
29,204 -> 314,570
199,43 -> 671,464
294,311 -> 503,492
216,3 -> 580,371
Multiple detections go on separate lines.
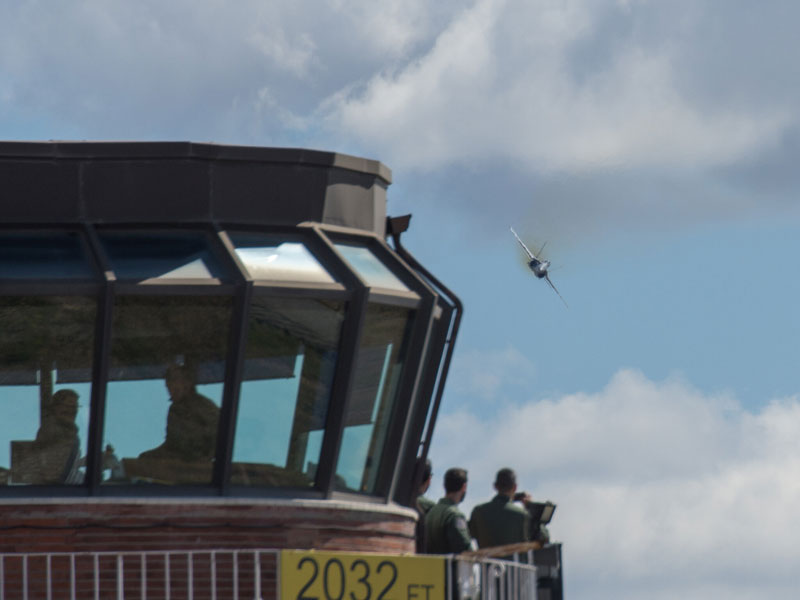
3,0 -> 800,241
430,367 -> 800,599
327,0 -> 791,174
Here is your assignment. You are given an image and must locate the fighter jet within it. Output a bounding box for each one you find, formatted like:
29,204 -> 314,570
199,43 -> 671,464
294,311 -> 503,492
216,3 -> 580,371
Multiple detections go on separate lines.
510,227 -> 567,307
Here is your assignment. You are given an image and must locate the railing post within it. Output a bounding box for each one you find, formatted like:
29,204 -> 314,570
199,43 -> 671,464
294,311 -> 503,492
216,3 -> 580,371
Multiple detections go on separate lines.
233,550 -> 239,599
117,554 -> 124,600
210,551 -> 217,600
187,553 -> 193,600
254,551 -> 262,600
93,554 -> 100,600
141,554 -> 147,600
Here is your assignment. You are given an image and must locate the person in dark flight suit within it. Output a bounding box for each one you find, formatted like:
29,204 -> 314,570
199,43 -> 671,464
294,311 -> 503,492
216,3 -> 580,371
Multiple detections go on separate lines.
424,467 -> 472,554
469,467 -> 530,550
415,458 -> 435,553
139,364 -> 219,462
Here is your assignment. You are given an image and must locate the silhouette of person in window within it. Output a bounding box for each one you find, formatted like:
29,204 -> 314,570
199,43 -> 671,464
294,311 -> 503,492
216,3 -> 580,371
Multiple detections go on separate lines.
139,364 -> 220,463
34,388 -> 82,484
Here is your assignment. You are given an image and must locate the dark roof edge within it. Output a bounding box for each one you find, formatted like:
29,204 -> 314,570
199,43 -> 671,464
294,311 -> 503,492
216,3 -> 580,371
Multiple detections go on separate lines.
0,141 -> 392,185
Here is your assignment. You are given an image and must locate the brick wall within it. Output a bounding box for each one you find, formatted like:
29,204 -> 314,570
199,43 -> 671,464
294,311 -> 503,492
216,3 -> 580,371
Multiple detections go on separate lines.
0,498 -> 417,555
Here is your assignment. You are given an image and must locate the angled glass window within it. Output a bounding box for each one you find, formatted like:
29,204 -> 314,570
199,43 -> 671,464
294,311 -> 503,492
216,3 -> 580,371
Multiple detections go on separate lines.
334,243 -> 409,291
335,304 -> 415,494
99,232 -> 226,281
0,296 -> 95,486
230,233 -> 337,284
0,232 -> 95,279
102,296 -> 232,486
231,297 -> 345,488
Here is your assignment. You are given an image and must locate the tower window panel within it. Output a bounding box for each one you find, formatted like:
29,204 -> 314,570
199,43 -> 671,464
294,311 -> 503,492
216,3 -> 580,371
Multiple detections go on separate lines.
102,296 -> 232,486
231,296 -> 345,488
0,232 -> 95,279
0,296 -> 95,486
99,232 -> 226,281
230,233 -> 337,284
333,244 -> 409,291
334,304 -> 414,494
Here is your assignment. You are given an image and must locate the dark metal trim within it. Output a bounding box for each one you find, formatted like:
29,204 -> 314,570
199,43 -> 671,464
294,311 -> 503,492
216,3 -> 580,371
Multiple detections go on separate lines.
393,298 -> 453,505
112,282 -> 237,295
387,216 -> 463,506
309,226 -> 368,497
366,290 -> 420,307
0,282 -> 102,295
377,285 -> 436,500
83,224 -> 116,494
213,280 -> 252,494
211,227 -> 253,493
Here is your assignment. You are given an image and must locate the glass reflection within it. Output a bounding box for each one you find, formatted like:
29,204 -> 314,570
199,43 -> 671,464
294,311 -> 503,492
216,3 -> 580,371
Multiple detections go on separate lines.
231,234 -> 336,284
334,243 -> 409,291
0,232 -> 95,279
103,296 -> 231,485
100,232 -> 226,280
335,304 -> 414,494
0,296 -> 95,486
232,297 -> 345,487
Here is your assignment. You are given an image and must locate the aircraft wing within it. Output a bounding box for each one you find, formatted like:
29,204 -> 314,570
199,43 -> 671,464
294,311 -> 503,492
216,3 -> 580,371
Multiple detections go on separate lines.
510,227 -> 535,260
545,275 -> 568,308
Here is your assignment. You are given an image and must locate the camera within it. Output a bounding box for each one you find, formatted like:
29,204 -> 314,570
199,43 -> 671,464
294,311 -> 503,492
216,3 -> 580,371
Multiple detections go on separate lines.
513,492 -> 556,543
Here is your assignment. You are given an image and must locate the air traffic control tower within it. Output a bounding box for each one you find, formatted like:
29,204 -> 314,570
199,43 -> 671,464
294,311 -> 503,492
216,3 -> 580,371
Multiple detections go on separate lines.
0,141 -> 460,559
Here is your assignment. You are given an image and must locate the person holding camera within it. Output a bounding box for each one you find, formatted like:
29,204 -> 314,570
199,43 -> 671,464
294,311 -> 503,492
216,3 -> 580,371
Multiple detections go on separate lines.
469,467 -> 530,549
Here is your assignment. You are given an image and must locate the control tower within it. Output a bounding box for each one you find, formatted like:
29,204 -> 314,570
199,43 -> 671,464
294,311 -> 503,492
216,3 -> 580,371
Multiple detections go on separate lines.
0,141 -> 460,557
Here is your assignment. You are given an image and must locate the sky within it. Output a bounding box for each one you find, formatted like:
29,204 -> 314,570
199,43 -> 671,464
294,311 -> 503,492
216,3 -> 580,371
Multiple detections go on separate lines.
2,0 -> 800,597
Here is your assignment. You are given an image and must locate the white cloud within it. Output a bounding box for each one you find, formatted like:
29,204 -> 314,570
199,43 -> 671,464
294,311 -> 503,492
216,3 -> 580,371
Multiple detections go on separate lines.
429,368 -> 800,599
449,345 -> 536,400
326,0 -> 792,173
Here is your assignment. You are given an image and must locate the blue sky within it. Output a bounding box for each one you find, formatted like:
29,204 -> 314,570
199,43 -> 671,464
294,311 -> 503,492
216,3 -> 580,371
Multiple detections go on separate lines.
3,1 -> 800,597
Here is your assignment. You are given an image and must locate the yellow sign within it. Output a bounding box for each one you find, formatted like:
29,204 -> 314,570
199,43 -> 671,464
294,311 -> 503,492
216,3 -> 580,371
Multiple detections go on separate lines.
280,550 -> 445,600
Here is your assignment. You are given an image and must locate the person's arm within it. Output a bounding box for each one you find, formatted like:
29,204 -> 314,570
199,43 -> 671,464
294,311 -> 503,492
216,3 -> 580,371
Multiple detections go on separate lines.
447,514 -> 473,553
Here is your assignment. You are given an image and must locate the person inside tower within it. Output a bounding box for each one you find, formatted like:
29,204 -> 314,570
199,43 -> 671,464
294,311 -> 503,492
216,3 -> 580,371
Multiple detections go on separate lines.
138,363 -> 220,464
27,389 -> 83,484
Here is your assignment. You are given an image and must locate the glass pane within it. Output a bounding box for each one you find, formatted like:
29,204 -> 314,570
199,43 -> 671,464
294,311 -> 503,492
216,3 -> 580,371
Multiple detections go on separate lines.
0,232 -> 95,279
100,232 -> 226,280
231,297 -> 345,487
335,304 -> 414,494
230,233 -> 336,284
103,296 -> 232,486
334,244 -> 409,291
0,296 -> 95,486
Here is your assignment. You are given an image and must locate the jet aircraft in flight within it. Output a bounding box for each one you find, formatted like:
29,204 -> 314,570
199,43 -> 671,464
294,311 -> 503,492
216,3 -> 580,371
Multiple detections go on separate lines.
510,227 -> 567,307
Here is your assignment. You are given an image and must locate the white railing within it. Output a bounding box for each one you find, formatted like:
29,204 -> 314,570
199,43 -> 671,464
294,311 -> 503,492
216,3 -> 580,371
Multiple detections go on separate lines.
0,549 -> 277,600
0,549 -> 539,600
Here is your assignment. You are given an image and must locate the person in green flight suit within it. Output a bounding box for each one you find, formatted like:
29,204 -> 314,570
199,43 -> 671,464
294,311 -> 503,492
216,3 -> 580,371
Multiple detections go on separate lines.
424,467 -> 472,554
469,467 -> 530,550
415,458 -> 435,553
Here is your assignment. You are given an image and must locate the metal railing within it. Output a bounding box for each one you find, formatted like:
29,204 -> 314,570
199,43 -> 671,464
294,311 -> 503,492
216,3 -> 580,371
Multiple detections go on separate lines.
0,549 -> 541,600
449,554 -> 538,600
0,549 -> 277,600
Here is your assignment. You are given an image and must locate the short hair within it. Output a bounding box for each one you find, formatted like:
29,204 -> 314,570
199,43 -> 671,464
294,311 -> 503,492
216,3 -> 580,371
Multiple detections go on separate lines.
52,389 -> 79,407
421,458 -> 432,482
166,363 -> 197,386
444,468 -> 467,493
494,468 -> 517,493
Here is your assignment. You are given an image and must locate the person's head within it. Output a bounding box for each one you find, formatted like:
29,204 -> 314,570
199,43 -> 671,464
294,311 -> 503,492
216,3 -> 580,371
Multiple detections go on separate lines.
494,467 -> 518,496
418,458 -> 433,494
444,467 -> 468,503
165,364 -> 197,400
51,389 -> 79,425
